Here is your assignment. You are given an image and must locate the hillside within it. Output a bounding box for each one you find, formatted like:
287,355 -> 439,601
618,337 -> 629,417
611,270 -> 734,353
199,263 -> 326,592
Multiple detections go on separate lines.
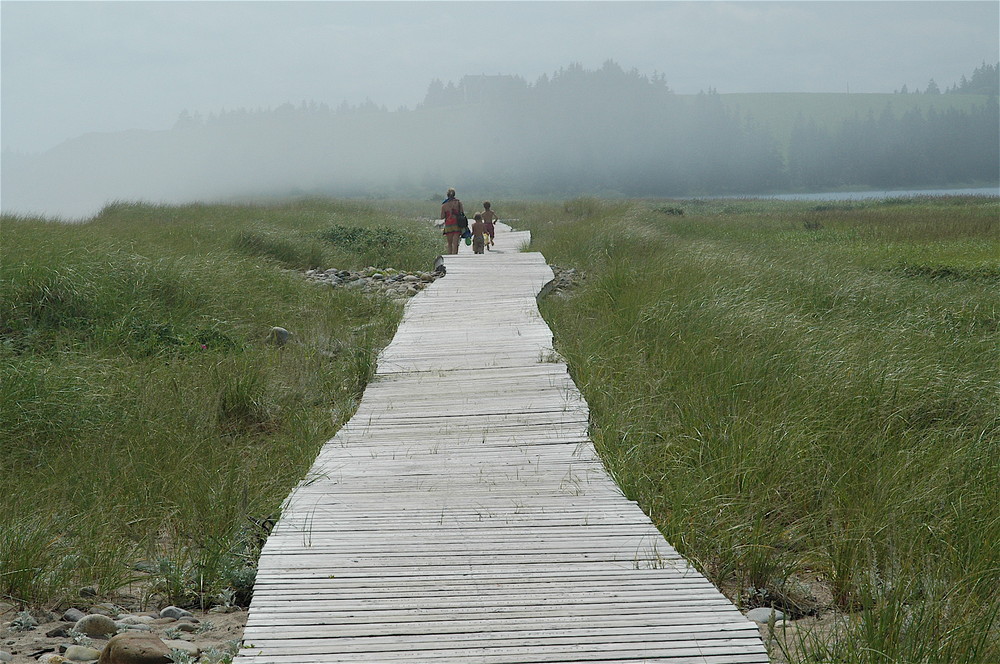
718,92 -> 994,151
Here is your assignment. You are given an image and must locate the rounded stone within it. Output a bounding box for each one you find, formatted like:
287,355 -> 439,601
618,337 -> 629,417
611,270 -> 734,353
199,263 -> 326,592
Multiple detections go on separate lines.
96,633 -> 171,664
157,606 -> 193,620
75,613 -> 118,638
65,645 -> 103,661
746,607 -> 785,623
38,656 -> 69,664
63,608 -> 87,623
266,327 -> 290,346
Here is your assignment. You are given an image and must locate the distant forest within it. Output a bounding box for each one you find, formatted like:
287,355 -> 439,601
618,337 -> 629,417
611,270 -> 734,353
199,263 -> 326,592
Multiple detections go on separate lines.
3,61 -> 997,217
899,61 -> 999,95
172,60 -> 1000,196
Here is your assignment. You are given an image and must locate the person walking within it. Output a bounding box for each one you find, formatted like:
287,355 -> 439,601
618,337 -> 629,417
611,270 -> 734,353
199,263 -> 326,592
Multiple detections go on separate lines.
480,201 -> 498,250
440,188 -> 465,255
471,213 -> 486,254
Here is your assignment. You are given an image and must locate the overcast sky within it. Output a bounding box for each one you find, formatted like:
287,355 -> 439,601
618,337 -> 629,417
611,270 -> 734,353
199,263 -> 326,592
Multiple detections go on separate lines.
2,1 -> 997,154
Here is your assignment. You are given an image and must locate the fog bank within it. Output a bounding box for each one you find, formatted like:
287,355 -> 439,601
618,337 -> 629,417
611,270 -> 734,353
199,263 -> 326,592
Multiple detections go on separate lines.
3,63 -> 997,220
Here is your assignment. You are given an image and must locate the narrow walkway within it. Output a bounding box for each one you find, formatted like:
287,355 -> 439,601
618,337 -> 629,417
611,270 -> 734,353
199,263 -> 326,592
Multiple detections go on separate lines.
235,225 -> 769,663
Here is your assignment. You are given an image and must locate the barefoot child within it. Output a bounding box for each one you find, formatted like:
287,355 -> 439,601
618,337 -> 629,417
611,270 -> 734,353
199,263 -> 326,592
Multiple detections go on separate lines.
471,213 -> 486,254
480,201 -> 498,249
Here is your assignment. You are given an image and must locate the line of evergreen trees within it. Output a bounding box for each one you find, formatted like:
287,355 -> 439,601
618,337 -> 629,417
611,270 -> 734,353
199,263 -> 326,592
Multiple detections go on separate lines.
7,61 -> 997,220
161,60 -> 997,197
897,62 -> 1000,96
788,102 -> 999,190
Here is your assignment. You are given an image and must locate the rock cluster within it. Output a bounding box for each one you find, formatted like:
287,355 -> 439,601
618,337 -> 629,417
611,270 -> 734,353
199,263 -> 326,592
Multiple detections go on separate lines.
303,266 -> 443,299
539,265 -> 585,299
0,602 -> 242,664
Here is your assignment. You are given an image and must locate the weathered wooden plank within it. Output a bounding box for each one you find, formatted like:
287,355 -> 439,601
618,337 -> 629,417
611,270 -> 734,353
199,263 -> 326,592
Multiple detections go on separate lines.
242,624 -> 761,645
243,604 -> 748,627
243,631 -> 764,654
249,579 -> 721,598
236,644 -> 770,664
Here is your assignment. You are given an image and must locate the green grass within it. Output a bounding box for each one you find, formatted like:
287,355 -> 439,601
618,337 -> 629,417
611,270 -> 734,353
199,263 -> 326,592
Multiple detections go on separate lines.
516,195 -> 999,663
4,194 -> 998,662
0,199 -> 441,607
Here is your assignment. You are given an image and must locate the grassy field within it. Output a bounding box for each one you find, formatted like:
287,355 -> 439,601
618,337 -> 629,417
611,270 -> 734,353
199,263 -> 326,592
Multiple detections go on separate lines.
511,195 -> 999,663
3,195 -> 997,663
0,199 -> 441,608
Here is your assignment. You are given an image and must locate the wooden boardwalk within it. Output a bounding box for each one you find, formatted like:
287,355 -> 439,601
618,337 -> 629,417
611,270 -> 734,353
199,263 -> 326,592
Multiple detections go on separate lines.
235,225 -> 769,663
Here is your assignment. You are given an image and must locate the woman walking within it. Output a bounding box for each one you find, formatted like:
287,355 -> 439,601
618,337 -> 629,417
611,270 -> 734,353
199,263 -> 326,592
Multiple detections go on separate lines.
440,188 -> 465,255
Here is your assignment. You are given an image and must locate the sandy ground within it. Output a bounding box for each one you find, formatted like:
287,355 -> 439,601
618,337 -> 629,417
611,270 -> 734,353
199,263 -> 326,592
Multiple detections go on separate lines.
0,598 -> 247,663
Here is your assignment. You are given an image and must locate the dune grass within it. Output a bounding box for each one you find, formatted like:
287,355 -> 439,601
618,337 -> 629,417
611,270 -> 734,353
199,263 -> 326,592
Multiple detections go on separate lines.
4,194 -> 997,662
515,195 -> 999,663
0,199 -> 441,608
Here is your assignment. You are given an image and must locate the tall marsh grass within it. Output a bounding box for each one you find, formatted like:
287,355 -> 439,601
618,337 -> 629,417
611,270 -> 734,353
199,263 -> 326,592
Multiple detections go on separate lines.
1,199 -> 440,607
520,196 -> 999,662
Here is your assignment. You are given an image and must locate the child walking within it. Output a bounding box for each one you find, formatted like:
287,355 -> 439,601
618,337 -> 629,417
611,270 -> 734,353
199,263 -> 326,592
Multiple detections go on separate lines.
471,213 -> 486,254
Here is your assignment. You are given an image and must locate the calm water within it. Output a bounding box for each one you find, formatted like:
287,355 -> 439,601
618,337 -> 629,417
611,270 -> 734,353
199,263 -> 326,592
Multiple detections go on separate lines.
711,187 -> 999,202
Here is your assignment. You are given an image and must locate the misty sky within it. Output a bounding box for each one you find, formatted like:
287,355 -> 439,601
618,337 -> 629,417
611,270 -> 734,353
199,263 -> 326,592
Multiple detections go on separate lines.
2,1 -> 998,154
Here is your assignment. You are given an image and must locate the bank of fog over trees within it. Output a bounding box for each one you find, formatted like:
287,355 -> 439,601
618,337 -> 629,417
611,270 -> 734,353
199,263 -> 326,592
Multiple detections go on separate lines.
2,61 -> 997,217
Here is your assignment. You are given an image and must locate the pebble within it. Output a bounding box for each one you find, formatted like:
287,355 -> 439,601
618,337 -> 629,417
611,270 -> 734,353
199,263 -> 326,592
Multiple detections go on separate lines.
98,632 -> 171,664
266,326 -> 291,346
746,607 -> 785,623
158,606 -> 193,620
64,644 -> 102,661
62,609 -> 87,623
74,613 -> 117,638
38,656 -> 68,664
0,651 -> 12,662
